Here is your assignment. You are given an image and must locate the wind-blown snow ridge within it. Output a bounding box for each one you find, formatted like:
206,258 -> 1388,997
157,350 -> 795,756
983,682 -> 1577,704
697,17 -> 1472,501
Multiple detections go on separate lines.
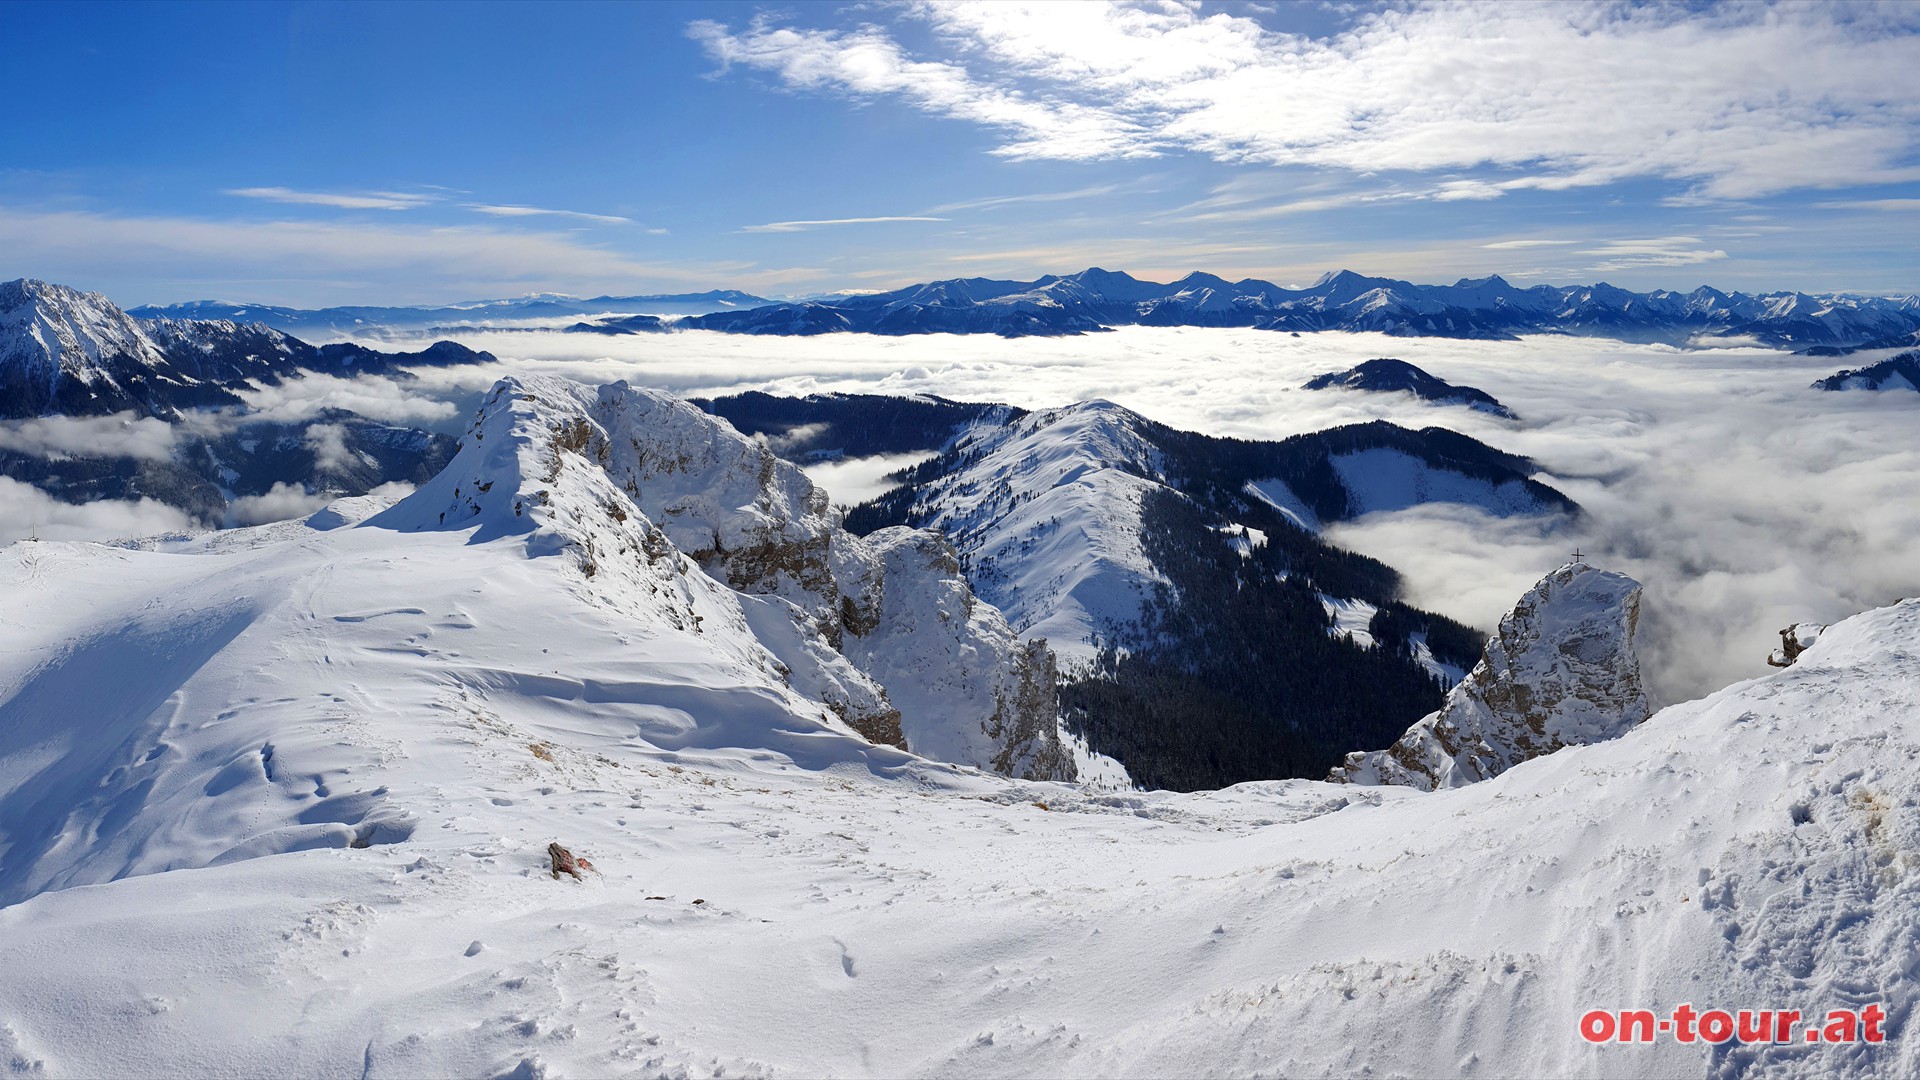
371,374 -> 1075,780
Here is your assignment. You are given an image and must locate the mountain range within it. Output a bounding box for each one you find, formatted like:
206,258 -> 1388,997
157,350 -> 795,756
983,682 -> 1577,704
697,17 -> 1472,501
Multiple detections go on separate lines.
699,389 -> 1575,788
128,289 -> 772,336
125,268 -> 1920,348
676,268 -> 1920,346
4,275 -> 1593,789
2,272 -> 1915,1075
5,272 -> 1912,788
1,369 -> 1912,1075
0,279 -> 485,521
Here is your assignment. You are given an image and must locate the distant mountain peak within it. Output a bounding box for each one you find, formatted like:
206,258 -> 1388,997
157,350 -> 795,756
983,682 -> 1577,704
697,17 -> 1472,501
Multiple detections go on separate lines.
1302,358 -> 1518,419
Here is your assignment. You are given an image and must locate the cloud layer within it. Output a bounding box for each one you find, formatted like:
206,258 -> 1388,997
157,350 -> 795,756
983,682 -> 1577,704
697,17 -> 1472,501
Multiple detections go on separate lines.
694,2 -> 1920,199
326,322 -> 1920,709
0,477 -> 193,543
0,413 -> 180,461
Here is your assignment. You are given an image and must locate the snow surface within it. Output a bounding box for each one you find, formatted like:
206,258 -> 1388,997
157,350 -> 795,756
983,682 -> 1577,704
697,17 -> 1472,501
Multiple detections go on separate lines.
1319,593 -> 1378,649
1243,478 -> 1321,532
1,512 -> 1914,1075
1330,447 -> 1550,518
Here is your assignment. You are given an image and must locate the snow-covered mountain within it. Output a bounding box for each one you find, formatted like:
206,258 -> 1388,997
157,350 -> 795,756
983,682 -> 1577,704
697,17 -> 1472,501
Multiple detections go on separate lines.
1303,357 -> 1518,418
1,278 -> 207,418
121,269 -> 1920,347
374,375 -> 1076,781
1331,560 -> 1648,789
705,394 -> 1575,789
2,507 -> 1912,1075
0,279 -> 500,526
129,289 -> 776,335
2,278 -> 498,420
1811,349 -> 1920,392
672,267 -> 1920,347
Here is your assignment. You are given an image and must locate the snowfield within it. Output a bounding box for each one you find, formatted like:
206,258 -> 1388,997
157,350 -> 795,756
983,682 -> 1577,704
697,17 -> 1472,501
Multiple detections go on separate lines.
1,481 -> 1915,1076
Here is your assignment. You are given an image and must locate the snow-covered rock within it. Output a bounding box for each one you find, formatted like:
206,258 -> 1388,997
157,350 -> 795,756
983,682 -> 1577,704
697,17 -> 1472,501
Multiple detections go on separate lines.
1767,621 -> 1828,667
371,375 -> 1074,778
1330,560 -> 1647,789
846,528 -> 1074,781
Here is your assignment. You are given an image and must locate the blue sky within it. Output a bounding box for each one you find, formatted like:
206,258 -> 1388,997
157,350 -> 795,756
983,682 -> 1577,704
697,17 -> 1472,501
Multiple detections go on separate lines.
2,0 -> 1917,306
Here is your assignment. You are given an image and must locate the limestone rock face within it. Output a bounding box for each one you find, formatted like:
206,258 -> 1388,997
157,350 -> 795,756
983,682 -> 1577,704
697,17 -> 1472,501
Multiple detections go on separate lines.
843,528 -> 1077,782
1330,561 -> 1647,790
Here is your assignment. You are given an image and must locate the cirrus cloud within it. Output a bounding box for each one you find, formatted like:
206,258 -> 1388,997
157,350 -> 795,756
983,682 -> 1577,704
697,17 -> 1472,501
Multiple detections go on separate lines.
692,1 -> 1920,200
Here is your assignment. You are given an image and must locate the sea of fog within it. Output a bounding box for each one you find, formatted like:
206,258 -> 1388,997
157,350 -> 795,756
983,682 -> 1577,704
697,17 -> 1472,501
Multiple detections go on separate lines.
103,326 -> 1920,707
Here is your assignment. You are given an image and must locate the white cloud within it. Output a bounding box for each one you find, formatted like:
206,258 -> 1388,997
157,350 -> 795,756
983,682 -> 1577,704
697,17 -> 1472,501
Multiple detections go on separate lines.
226,187 -> 436,211
365,480 -> 417,501
304,423 -> 356,472
0,203 -> 734,305
1815,198 -> 1920,212
926,184 -> 1122,214
801,450 -> 938,507
1481,240 -> 1580,251
227,482 -> 330,526
1580,236 -> 1728,271
235,373 -> 460,427
694,2 -> 1920,197
740,216 -> 949,233
0,476 -> 195,543
1431,180 -> 1505,203
0,413 -> 179,461
687,17 -> 1150,162
465,204 -> 635,225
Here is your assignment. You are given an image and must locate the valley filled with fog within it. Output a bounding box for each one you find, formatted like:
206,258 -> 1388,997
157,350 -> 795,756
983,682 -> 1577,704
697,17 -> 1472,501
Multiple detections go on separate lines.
238,325 -> 1917,709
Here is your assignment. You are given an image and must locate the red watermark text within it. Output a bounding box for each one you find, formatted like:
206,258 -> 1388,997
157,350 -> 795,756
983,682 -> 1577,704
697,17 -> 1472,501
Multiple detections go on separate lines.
1579,1003 -> 1887,1045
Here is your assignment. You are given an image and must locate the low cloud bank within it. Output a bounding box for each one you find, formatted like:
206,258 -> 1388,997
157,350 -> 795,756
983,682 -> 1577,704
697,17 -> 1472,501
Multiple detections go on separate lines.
227,482 -> 331,527
0,413 -> 180,461
342,325 -> 1917,707
0,477 -> 195,543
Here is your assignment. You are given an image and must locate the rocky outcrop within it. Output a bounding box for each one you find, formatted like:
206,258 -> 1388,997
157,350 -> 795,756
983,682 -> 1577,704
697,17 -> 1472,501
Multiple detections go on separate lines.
374,375 -> 1077,780
1330,561 -> 1647,790
844,528 -> 1077,781
1766,622 -> 1827,667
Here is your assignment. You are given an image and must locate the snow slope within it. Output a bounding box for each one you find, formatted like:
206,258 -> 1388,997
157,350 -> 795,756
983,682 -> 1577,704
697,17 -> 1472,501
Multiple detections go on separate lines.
1330,447 -> 1558,518
0,520 -> 1913,1075
899,401 -> 1171,668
